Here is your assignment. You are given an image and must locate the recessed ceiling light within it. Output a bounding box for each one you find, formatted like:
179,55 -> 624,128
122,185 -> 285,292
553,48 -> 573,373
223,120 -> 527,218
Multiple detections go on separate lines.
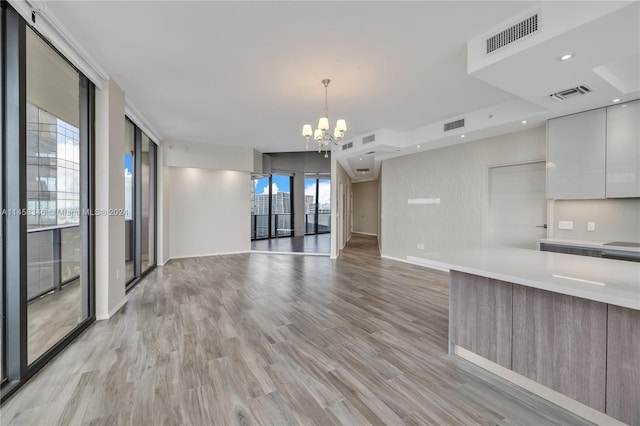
521,120 -> 527,124
612,98 -> 621,103
416,145 -> 421,148
359,157 -> 362,160
460,134 -> 466,138
621,104 -> 628,108
560,54 -> 573,61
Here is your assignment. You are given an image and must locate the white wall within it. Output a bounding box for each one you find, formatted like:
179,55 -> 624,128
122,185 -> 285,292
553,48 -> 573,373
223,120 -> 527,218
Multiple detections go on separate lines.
551,198 -> 640,242
331,158 -> 352,258
165,140 -> 255,172
94,79 -> 126,319
168,167 -> 250,258
352,180 -> 379,235
381,126 -> 545,260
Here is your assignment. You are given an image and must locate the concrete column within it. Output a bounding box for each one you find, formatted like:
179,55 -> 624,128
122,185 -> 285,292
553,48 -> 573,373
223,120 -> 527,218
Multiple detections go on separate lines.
94,79 -> 126,320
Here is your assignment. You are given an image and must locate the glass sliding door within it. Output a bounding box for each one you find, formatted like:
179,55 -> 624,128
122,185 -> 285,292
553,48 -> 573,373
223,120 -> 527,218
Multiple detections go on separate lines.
2,3 -> 95,400
304,178 -> 317,234
124,118 -> 157,289
271,175 -> 292,237
304,177 -> 331,234
317,178 -> 331,233
124,119 -> 135,283
25,26 -> 88,364
251,176 -> 270,239
140,134 -> 156,273
250,174 -> 293,240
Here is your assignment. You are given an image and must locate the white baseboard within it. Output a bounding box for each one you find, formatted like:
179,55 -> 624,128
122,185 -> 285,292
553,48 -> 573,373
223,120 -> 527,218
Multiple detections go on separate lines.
352,231 -> 378,236
250,251 -> 329,257
96,296 -> 127,321
380,254 -> 449,273
405,256 -> 450,272
169,250 -> 250,260
454,346 -> 625,426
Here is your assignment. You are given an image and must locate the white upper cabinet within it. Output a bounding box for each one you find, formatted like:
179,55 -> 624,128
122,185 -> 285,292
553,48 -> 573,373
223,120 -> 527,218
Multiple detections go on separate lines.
606,100 -> 640,198
547,108 -> 606,199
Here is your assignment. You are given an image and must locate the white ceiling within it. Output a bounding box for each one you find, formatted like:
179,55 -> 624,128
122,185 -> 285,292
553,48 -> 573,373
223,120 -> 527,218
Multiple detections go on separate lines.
35,1 -> 640,182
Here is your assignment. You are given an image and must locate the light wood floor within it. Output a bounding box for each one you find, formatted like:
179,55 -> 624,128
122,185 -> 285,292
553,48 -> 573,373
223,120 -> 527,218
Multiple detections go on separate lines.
27,280 -> 83,364
251,234 -> 331,254
1,235 -> 591,425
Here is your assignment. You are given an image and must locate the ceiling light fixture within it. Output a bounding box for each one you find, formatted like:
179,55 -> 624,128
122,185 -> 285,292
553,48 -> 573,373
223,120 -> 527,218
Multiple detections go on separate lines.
560,54 -> 573,61
521,120 -> 527,124
417,145 -> 421,148
302,79 -> 347,158
612,98 -> 621,103
460,134 -> 466,138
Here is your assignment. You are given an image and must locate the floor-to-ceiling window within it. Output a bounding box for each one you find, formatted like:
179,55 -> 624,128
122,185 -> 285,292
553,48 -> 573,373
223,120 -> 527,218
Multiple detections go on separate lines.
124,118 -> 157,290
2,4 -> 95,400
250,174 -> 293,239
124,119 -> 135,283
304,176 -> 331,234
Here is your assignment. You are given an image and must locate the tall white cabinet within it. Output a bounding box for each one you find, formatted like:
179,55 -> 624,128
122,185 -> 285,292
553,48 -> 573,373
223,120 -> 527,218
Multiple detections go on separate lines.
547,108 -> 607,199
606,100 -> 640,198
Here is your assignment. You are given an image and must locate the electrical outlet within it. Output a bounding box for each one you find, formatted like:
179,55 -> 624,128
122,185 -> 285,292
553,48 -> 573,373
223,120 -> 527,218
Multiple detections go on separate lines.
558,220 -> 573,230
587,221 -> 596,231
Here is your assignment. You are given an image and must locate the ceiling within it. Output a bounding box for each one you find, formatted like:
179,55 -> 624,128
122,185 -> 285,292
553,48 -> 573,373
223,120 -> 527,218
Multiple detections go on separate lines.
36,1 -> 640,182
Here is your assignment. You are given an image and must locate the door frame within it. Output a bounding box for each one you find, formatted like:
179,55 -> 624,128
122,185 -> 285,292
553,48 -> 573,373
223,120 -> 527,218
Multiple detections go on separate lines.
481,159 -> 547,247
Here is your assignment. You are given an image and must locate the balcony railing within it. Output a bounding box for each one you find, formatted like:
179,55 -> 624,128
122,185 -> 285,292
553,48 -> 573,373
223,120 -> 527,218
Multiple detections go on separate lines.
251,214 -> 293,239
27,224 -> 80,302
305,212 -> 331,234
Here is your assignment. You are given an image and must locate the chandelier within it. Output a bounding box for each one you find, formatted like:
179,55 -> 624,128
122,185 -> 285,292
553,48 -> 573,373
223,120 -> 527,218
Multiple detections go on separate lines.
302,79 -> 347,158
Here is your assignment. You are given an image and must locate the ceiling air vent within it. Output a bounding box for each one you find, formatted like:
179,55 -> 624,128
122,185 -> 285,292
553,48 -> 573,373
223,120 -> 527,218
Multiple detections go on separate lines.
362,134 -> 376,144
341,142 -> 353,150
356,168 -> 370,172
365,151 -> 376,155
549,85 -> 593,101
486,13 -> 538,54
444,118 -> 465,132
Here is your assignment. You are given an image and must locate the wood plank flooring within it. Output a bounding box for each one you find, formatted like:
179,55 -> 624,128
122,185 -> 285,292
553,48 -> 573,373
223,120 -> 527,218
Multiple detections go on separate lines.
1,235 -> 591,425
251,234 -> 330,254
27,280 -> 82,364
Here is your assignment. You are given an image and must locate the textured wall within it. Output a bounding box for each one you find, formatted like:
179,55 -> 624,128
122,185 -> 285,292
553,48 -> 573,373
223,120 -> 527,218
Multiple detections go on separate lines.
169,168 -> 250,258
381,127 -> 546,260
552,198 -> 640,242
353,180 -> 379,235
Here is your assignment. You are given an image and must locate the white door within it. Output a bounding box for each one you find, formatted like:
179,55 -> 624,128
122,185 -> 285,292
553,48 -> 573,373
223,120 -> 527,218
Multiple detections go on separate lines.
487,161 -> 546,249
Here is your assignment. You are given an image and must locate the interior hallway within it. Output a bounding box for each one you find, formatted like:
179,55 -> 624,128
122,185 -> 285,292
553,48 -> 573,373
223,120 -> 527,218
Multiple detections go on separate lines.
1,235 -> 589,425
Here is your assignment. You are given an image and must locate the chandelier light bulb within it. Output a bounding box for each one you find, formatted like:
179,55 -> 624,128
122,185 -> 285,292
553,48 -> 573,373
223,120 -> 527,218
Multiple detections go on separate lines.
318,117 -> 330,131
336,119 -> 347,132
314,129 -> 323,141
302,124 -> 313,138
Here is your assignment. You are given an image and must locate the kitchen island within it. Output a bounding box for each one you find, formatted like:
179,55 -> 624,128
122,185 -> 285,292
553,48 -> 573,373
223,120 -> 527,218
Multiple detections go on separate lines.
413,248 -> 640,425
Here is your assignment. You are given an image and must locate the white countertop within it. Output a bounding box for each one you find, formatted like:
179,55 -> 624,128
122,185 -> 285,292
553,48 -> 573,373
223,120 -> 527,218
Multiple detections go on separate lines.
538,238 -> 640,253
411,247 -> 640,310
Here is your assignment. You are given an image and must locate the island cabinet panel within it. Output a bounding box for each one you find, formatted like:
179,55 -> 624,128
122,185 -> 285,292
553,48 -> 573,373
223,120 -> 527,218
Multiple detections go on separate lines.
606,305 -> 640,425
512,286 -> 607,411
449,271 -> 512,368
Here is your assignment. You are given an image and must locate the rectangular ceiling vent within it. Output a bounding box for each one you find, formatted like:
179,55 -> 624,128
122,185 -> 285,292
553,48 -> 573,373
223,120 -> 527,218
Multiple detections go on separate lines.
365,151 -> 376,155
549,85 -> 593,101
341,142 -> 353,150
356,168 -> 370,172
486,14 -> 538,54
444,118 -> 465,132
362,134 -> 376,144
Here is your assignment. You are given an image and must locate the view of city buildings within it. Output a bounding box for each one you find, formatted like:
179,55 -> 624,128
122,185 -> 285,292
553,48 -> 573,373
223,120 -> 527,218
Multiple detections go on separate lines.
250,176 -> 331,239
26,102 -> 81,229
